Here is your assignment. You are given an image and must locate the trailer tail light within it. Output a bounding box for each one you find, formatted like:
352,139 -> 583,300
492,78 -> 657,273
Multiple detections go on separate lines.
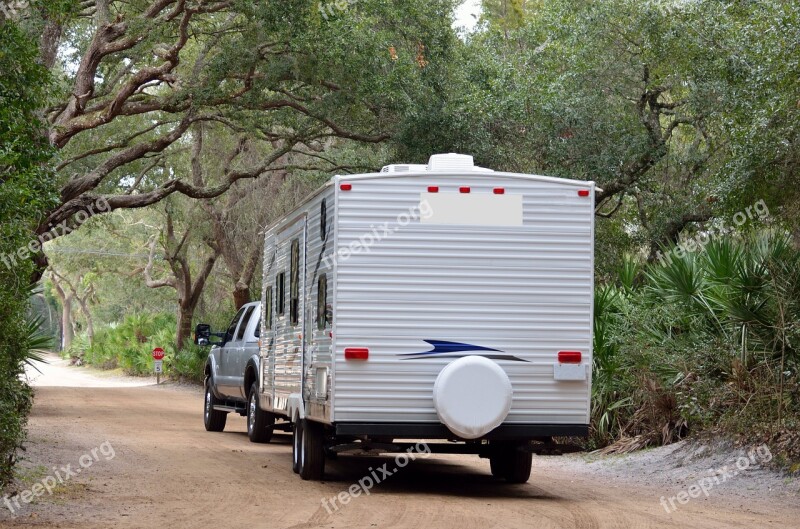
428,186 -> 439,193
340,183 -> 352,191
344,347 -> 369,360
558,351 -> 582,364
459,186 -> 470,193
493,188 -> 505,195
578,189 -> 590,197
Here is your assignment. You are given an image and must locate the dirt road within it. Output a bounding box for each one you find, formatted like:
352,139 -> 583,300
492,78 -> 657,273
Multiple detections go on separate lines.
2,355 -> 798,529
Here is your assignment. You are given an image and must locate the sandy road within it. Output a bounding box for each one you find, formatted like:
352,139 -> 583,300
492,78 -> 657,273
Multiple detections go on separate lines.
1,355 -> 798,529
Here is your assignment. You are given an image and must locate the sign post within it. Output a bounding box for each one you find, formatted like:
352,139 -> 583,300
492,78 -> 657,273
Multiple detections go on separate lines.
152,347 -> 165,384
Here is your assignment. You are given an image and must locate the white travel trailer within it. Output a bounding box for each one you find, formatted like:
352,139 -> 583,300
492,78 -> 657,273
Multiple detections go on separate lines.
256,153 -> 594,482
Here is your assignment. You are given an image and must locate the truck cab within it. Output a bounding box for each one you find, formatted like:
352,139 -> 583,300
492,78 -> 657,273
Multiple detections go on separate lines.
195,301 -> 276,442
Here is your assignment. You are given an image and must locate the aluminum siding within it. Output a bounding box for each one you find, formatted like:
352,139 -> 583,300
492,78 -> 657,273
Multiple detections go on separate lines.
332,172 -> 594,425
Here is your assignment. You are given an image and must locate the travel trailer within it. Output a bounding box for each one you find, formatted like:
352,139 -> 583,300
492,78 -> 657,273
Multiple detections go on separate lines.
253,153 -> 595,482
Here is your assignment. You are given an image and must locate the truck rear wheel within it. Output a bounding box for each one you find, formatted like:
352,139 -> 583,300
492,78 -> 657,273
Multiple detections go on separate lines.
203,378 -> 227,432
298,419 -> 325,481
247,383 -> 275,443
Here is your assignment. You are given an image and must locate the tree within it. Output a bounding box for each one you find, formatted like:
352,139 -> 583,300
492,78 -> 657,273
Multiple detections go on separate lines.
0,13 -> 58,485
143,202 -> 219,349
25,0 -> 458,281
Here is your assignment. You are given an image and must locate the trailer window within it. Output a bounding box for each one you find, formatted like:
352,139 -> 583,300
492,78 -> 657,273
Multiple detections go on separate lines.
236,305 -> 256,341
264,287 -> 273,330
276,271 -> 285,316
317,275 -> 328,330
290,238 -> 300,326
320,199 -> 327,239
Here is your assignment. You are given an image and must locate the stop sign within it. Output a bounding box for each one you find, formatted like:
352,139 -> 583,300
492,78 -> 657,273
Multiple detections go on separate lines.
152,347 -> 165,360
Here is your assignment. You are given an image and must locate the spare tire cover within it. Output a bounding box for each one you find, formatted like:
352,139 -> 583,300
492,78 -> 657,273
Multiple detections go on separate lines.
433,356 -> 513,439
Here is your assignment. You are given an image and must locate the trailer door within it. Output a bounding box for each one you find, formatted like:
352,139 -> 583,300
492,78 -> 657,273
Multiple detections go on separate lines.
272,215 -> 307,412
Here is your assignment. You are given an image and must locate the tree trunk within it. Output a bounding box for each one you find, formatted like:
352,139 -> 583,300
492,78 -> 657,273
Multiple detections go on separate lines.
77,297 -> 94,345
176,302 -> 194,351
62,294 -> 74,351
51,275 -> 74,351
233,286 -> 250,310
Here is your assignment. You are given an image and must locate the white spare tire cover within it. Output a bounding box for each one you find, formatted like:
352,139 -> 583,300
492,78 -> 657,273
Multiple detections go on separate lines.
433,356 -> 513,439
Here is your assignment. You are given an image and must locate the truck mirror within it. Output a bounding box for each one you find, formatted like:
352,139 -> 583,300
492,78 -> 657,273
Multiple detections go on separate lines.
194,324 -> 211,345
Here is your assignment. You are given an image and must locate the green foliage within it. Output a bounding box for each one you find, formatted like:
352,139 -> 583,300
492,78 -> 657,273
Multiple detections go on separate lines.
591,230 -> 800,451
0,19 -> 57,487
75,313 -> 206,382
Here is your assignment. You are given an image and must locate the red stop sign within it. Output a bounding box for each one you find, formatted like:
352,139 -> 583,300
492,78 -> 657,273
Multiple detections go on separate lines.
152,347 -> 165,360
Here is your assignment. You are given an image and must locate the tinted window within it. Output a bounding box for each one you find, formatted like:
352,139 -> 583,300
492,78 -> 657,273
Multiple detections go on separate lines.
236,306 -> 256,341
317,275 -> 327,330
276,272 -> 285,316
225,308 -> 246,342
290,239 -> 300,326
264,287 -> 273,330
320,199 -> 327,239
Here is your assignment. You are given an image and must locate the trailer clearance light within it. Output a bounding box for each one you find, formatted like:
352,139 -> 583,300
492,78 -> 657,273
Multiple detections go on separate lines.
459,186 -> 471,193
344,347 -> 369,360
493,188 -> 505,195
428,186 -> 439,193
558,351 -> 582,364
340,183 -> 352,191
578,189 -> 590,197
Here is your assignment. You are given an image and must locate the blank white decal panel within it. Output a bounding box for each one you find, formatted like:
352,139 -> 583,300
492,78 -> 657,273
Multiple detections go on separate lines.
420,192 -> 523,226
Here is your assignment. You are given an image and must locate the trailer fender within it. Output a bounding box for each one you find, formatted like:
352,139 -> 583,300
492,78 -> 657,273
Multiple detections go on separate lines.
288,393 -> 305,423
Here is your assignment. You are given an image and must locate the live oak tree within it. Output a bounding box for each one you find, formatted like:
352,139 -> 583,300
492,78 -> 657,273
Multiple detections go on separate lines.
32,0 -> 458,280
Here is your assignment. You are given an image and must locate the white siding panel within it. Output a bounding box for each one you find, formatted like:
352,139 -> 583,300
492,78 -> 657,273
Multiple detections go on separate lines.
332,173 -> 593,426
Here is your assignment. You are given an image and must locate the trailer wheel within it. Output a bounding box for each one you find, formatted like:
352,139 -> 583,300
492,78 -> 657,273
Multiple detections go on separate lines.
298,419 -> 325,481
502,444 -> 532,483
203,378 -> 227,432
489,442 -> 532,483
489,452 -> 508,477
292,419 -> 302,474
247,383 -> 274,443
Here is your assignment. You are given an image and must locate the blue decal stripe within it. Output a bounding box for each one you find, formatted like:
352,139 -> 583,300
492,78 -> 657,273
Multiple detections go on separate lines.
398,339 -> 501,357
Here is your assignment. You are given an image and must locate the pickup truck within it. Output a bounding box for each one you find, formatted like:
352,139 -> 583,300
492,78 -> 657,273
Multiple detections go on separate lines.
194,301 -> 276,443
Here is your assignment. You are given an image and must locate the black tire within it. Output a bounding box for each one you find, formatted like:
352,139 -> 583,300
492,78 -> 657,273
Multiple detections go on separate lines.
298,419 -> 325,481
247,383 -> 274,443
503,444 -> 532,483
489,442 -> 532,483
489,452 -> 508,477
292,419 -> 302,474
203,378 -> 227,432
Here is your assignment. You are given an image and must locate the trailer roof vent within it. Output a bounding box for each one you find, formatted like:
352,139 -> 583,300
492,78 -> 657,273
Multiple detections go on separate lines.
425,153 -> 494,173
380,163 -> 428,173
427,153 -> 474,172
380,154 -> 493,174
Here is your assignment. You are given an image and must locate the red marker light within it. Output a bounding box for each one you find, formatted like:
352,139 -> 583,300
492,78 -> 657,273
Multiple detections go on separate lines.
558,351 -> 582,364
340,183 -> 352,191
344,347 -> 369,360
578,189 -> 590,197
459,186 -> 470,193
428,186 -> 439,193
493,188 -> 505,195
